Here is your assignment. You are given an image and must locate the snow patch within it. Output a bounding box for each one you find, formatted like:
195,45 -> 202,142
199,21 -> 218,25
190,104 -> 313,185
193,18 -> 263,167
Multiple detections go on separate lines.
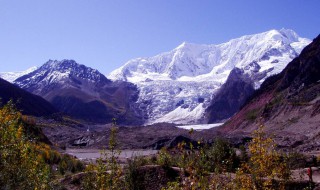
176,123 -> 224,131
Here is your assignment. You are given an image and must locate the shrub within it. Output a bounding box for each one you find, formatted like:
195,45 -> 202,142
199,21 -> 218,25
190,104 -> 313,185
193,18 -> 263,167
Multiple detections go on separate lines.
207,138 -> 240,173
0,101 -> 51,189
157,147 -> 173,168
234,125 -> 291,190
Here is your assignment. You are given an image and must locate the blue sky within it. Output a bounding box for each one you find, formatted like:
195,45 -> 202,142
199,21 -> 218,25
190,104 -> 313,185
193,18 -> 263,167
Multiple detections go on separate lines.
0,0 -> 319,74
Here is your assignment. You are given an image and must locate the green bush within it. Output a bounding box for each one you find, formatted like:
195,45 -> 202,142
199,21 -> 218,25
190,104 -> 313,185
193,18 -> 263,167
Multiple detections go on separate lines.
157,147 -> 173,168
207,138 -> 240,173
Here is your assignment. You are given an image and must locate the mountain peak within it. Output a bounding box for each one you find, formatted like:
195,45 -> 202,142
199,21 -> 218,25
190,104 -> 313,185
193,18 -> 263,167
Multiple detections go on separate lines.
42,59 -> 83,71
176,41 -> 196,48
37,59 -> 105,81
174,42 -> 206,53
262,28 -> 300,44
14,59 -> 111,93
177,41 -> 188,48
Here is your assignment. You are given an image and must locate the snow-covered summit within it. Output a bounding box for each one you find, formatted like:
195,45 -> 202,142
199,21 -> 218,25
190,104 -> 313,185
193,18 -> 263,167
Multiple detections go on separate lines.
109,29 -> 311,125
38,59 -> 108,82
109,29 -> 310,85
0,66 -> 37,83
14,59 -> 110,94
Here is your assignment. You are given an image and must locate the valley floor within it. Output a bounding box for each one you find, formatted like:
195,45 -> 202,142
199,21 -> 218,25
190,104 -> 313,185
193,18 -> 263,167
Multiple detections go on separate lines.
65,148 -> 158,163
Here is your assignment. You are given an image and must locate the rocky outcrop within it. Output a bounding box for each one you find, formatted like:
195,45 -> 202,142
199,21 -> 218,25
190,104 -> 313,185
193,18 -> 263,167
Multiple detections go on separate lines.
206,68 -> 255,123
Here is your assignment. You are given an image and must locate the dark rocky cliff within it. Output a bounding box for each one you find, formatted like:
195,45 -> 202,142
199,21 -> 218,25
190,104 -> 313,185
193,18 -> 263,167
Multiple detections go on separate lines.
206,67 -> 254,123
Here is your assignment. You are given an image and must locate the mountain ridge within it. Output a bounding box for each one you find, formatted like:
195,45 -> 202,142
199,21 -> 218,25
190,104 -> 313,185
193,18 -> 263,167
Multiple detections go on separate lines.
108,29 -> 311,124
3,29 -> 312,125
109,29 -> 310,85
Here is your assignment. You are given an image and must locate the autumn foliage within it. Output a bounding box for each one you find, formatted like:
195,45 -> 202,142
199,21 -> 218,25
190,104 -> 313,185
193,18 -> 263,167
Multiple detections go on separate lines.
233,125 -> 291,190
0,101 -> 51,189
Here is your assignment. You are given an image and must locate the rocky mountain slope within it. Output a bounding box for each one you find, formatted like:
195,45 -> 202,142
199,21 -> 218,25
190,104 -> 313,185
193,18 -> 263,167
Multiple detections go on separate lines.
109,29 -> 310,124
14,60 -> 142,124
205,67 -> 255,123
221,34 -> 320,151
0,77 -> 57,116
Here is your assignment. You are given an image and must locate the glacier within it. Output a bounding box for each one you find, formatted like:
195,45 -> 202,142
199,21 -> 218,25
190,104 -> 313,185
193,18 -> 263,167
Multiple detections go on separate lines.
109,29 -> 311,125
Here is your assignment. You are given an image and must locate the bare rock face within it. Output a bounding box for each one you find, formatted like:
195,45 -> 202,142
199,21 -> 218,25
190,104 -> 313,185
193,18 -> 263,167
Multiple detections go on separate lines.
205,67 -> 255,123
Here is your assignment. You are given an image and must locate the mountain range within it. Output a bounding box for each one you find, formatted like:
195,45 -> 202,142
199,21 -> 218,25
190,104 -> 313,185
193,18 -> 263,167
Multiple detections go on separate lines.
0,29 -> 312,126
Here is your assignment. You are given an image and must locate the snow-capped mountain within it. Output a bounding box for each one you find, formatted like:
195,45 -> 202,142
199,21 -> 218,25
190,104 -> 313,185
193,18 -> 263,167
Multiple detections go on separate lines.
14,60 -> 142,124
109,29 -> 311,124
0,66 -> 37,83
15,59 -> 111,96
